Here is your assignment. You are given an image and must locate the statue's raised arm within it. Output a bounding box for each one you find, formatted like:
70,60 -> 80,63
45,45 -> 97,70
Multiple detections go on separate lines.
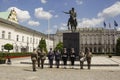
63,11 -> 70,14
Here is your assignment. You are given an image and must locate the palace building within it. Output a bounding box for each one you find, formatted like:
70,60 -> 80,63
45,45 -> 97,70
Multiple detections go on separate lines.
54,28 -> 120,53
0,10 -> 53,52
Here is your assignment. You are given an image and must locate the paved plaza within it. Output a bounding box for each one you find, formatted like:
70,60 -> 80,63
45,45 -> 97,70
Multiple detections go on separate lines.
0,56 -> 120,80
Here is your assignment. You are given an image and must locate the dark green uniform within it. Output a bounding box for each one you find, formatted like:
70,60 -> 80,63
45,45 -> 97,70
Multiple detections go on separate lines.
85,48 -> 92,69
37,50 -> 41,67
40,50 -> 46,69
31,51 -> 37,71
79,51 -> 85,69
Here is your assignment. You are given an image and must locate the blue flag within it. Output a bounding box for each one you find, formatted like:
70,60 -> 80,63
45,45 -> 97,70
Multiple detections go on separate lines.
103,21 -> 106,28
114,20 -> 118,27
109,23 -> 111,28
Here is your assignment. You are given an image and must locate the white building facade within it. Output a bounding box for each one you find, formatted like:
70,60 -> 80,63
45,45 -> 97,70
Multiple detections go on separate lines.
0,18 -> 53,52
54,28 -> 120,53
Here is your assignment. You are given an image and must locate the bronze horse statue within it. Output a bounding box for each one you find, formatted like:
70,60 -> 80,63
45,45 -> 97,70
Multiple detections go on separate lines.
68,17 -> 77,32
63,8 -> 77,32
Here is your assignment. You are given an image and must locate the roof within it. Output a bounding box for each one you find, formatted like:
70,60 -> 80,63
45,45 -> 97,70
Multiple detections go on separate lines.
0,12 -> 10,19
0,18 -> 53,40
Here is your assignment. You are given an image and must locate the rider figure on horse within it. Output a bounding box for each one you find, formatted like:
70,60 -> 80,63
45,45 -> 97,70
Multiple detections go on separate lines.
63,8 -> 77,30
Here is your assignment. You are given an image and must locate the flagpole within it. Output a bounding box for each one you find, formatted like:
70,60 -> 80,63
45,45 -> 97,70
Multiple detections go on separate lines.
114,26 -> 116,53
103,21 -> 106,55
104,28 -> 106,55
114,20 -> 118,53
108,23 -> 111,54
47,17 -> 50,50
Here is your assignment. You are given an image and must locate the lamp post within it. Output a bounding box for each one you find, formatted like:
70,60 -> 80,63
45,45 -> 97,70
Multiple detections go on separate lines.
32,30 -> 35,50
47,17 -> 50,50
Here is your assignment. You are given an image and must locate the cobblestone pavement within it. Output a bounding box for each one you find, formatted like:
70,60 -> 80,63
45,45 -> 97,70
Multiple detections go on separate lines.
0,66 -> 120,80
0,56 -> 120,80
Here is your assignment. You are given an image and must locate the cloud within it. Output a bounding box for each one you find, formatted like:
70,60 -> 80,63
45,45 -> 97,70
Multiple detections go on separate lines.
41,0 -> 47,4
54,15 -> 59,18
76,0 -> 83,5
28,20 -> 40,26
53,25 -> 58,29
46,28 -> 54,34
78,18 -> 104,27
7,7 -> 31,22
35,7 -> 53,20
78,1 -> 120,28
59,23 -> 67,30
98,1 -> 120,18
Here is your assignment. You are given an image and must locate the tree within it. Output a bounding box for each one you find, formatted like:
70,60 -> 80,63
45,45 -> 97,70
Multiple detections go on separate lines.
116,38 -> 120,56
4,43 -> 13,52
4,43 -> 13,64
38,38 -> 48,53
54,42 -> 63,52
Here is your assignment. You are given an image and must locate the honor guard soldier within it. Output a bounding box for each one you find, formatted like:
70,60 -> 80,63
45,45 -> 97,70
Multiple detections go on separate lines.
31,49 -> 38,71
79,50 -> 85,69
55,49 -> 61,68
40,48 -> 46,69
70,48 -> 76,69
47,48 -> 54,68
62,48 -> 68,69
85,48 -> 93,69
37,49 -> 41,67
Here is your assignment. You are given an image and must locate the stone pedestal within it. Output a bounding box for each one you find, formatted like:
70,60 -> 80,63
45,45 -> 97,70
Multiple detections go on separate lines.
63,32 -> 80,57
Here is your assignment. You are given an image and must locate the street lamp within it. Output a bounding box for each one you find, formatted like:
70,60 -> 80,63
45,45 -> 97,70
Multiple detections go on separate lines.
47,16 -> 50,50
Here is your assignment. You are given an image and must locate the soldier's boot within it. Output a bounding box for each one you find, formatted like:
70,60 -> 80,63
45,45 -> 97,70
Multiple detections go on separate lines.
7,58 -> 11,64
88,64 -> 90,69
80,66 -> 83,69
33,68 -> 36,71
38,64 -> 40,67
88,66 -> 90,69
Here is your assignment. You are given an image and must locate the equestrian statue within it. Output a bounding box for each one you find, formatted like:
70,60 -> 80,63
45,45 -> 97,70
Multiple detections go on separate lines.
63,8 -> 77,32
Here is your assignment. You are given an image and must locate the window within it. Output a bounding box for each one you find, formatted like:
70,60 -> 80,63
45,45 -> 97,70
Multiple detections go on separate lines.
2,31 -> 5,39
1,45 -> 4,51
22,36 -> 24,42
30,38 -> 32,43
16,35 -> 19,41
94,47 -> 97,52
36,39 -> 38,44
8,32 -> 11,39
33,38 -> 35,44
27,37 -> 29,43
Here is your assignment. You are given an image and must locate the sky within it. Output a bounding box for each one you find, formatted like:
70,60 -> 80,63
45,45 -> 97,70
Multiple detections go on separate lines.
0,0 -> 120,34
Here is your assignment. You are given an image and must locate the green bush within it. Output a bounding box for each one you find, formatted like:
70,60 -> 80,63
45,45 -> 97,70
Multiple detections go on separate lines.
0,52 -> 31,58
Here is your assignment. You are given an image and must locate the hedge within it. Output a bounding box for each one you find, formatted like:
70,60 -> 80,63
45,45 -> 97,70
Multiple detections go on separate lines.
0,52 -> 32,58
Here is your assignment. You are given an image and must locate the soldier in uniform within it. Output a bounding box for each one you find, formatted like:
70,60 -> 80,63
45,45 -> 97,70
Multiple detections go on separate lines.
31,49 -> 38,71
40,48 -> 46,69
62,48 -> 68,69
47,48 -> 54,68
37,49 -> 41,67
70,48 -> 76,69
55,49 -> 61,68
85,48 -> 92,69
79,50 -> 85,69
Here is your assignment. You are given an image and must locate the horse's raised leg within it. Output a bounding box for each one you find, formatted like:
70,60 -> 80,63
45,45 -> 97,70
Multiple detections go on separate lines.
71,25 -> 74,32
